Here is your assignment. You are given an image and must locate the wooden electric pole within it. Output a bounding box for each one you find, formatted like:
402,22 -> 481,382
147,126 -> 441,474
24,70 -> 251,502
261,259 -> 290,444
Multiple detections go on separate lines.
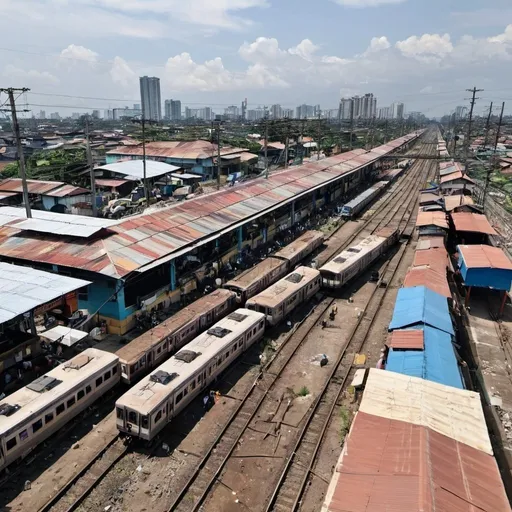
0,87 -> 31,218
84,116 -> 97,217
264,107 -> 269,178
464,86 -> 483,175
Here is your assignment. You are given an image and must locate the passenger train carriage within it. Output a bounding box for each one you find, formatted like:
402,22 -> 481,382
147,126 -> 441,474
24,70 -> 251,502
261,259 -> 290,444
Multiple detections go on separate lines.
116,289 -> 236,384
273,230 -> 325,269
0,349 -> 119,472
320,228 -> 399,288
340,181 -> 389,219
115,309 -> 265,441
246,267 -> 321,326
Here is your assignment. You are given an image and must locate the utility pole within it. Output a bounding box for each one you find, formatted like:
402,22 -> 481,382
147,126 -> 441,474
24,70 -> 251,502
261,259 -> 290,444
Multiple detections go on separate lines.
349,101 -> 354,150
483,102 -> 493,149
84,116 -> 97,217
464,86 -> 483,175
264,107 -> 269,178
0,87 -> 31,218
370,116 -> 376,149
215,120 -> 222,190
317,110 -> 322,161
483,102 -> 506,211
141,104 -> 149,204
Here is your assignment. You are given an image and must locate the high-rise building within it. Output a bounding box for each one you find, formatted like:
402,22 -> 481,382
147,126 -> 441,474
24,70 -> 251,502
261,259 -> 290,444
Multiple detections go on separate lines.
338,94 -> 377,121
241,98 -> 247,121
104,109 -> 113,120
296,104 -> 315,119
71,112 -> 81,120
271,104 -> 283,119
92,110 -> 101,119
282,108 -> 294,118
165,99 -> 182,120
113,107 -> 141,120
247,109 -> 265,121
39,110 -> 46,120
395,102 -> 404,119
338,98 -> 352,120
224,106 -> 239,120
133,104 -> 141,111
50,112 -> 61,120
139,76 -> 161,121
455,106 -> 467,120
314,105 -> 321,117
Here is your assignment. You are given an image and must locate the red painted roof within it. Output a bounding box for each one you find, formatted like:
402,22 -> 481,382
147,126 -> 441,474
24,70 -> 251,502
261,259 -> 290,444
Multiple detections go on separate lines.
416,211 -> 448,230
326,412 -> 511,512
458,245 -> 512,270
451,212 -> 497,235
404,267 -> 451,298
388,329 -> 424,349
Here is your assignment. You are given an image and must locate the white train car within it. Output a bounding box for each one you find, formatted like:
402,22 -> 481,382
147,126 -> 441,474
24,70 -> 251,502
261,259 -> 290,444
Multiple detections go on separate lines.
0,349 -> 119,472
246,266 -> 321,326
273,230 -> 325,269
115,309 -> 265,441
320,228 -> 399,288
224,257 -> 288,303
116,289 -> 236,384
340,181 -> 389,219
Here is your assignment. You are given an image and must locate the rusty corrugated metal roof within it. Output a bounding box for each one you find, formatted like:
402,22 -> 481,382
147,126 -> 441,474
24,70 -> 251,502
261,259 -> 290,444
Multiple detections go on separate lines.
387,329 -> 424,349
106,140 -> 246,160
0,133 -> 420,278
44,184 -> 90,197
325,411 -> 511,512
416,237 -> 445,250
95,179 -> 129,188
451,212 -> 497,235
416,211 -> 448,230
444,195 -> 474,212
0,178 -> 63,195
404,267 -> 451,298
458,244 -> 512,270
413,248 -> 449,274
440,170 -> 475,184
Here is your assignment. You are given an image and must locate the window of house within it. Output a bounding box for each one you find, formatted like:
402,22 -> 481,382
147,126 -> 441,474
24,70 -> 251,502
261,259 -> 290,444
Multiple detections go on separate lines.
32,419 -> 43,433
56,403 -> 65,415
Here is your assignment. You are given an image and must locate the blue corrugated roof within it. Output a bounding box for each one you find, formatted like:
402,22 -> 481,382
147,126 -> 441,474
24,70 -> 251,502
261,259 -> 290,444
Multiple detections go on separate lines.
386,326 -> 463,389
389,286 -> 454,335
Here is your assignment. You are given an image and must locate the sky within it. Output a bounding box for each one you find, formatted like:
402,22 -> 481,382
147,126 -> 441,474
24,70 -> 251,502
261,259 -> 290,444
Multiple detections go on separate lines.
1,0 -> 512,118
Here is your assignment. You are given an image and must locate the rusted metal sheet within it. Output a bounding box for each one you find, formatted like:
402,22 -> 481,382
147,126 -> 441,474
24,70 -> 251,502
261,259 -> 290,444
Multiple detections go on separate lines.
387,329 -> 425,349
413,248 -> 449,274
404,267 -> 451,298
0,178 -> 63,195
458,244 -> 512,270
416,211 -> 448,230
451,212 -> 497,235
44,184 -> 90,197
325,411 -> 511,512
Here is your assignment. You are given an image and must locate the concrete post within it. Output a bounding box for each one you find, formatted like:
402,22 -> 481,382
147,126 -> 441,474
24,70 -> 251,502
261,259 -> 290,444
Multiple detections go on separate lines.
170,260 -> 177,291
238,226 -> 243,253
291,201 -> 295,225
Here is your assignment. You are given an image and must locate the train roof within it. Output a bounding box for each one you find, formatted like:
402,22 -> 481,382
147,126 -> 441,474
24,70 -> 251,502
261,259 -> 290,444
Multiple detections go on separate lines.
246,266 -> 320,309
320,235 -> 387,275
273,230 -> 324,262
0,349 -> 118,437
116,289 -> 235,364
116,309 -> 265,416
224,257 -> 287,292
343,181 -> 388,209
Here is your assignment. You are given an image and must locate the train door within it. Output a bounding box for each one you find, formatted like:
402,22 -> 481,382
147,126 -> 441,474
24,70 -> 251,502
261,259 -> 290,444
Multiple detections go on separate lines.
123,408 -> 140,436
147,351 -> 153,369
167,399 -> 174,423
0,443 -> 4,470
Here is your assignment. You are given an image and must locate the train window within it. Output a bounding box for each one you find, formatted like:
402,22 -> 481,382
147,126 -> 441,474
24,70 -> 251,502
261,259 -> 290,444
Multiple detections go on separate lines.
56,403 -> 65,415
156,346 -> 161,354
155,411 -> 162,423
183,387 -> 188,397
197,374 -> 202,383
6,437 -> 16,451
128,411 -> 138,424
116,408 -> 124,420
176,392 -> 183,405
190,379 -> 196,390
259,320 -> 264,329
141,416 -> 149,429
225,351 -> 229,360
96,376 -> 103,387
140,356 -> 146,365
104,370 -> 111,381
32,419 -> 43,433
45,412 -> 54,424
86,385 -> 92,394
19,429 -> 28,442
67,397 -> 76,408
130,364 -> 137,373
77,389 -> 85,401
112,366 -> 117,374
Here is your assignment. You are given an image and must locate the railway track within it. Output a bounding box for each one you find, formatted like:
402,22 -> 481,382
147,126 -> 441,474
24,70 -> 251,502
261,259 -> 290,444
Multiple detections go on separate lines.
34,134 -> 432,512
265,157 -> 436,512
166,138 -> 436,512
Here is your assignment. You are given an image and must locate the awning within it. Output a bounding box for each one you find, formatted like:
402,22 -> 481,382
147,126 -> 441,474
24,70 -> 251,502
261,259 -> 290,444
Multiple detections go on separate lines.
41,325 -> 88,347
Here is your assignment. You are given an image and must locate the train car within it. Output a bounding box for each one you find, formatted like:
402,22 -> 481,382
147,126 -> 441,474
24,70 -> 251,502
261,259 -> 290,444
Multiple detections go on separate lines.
116,289 -> 236,384
273,230 -> 325,269
320,228 -> 399,288
246,267 -> 321,326
115,309 -> 265,441
0,349 -> 119,472
224,257 -> 288,303
340,181 -> 389,219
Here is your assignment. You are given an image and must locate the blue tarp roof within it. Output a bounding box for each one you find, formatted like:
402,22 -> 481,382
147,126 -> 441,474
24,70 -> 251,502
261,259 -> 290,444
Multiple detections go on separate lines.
389,286 -> 454,335
386,326 -> 463,389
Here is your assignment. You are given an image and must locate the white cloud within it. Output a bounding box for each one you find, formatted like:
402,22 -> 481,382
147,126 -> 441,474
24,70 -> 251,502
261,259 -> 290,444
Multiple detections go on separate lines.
419,85 -> 434,94
2,64 -> 60,85
368,36 -> 391,52
488,24 -> 512,43
288,39 -> 320,62
59,44 -> 98,65
396,33 -> 453,61
331,0 -> 406,6
239,37 -> 285,63
110,57 -> 137,87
